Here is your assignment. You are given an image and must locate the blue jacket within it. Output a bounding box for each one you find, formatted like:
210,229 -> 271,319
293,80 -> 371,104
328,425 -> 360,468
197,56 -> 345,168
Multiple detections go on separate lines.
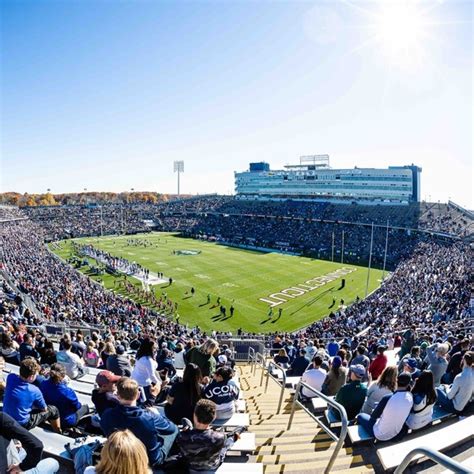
100,404 -> 177,466
39,378 -> 81,427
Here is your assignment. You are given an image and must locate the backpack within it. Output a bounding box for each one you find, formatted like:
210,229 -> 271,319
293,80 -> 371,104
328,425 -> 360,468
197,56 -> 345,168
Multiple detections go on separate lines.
66,439 -> 103,474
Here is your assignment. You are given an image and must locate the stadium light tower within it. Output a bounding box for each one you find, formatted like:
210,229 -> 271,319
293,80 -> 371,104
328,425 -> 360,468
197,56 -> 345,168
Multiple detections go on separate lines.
174,161 -> 184,197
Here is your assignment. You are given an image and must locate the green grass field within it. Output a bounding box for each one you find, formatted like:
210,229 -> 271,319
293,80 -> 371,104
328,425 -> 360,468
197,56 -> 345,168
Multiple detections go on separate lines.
51,232 -> 384,334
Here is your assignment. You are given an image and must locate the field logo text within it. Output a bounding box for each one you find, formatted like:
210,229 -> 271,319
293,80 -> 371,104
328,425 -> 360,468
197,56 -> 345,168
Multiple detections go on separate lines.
259,267 -> 356,307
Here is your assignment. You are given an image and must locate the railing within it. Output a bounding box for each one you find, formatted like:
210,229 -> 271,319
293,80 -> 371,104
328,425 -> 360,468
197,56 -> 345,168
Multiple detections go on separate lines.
264,361 -> 287,414
394,446 -> 472,474
288,381 -> 348,474
247,346 -> 255,365
256,352 -> 266,384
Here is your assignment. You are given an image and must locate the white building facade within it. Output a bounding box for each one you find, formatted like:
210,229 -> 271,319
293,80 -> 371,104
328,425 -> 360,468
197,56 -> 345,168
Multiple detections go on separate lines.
235,156 -> 421,205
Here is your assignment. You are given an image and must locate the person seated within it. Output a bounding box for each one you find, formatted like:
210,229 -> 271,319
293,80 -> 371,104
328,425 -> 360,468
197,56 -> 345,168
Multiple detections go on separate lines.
176,399 -> 243,472
300,355 -> 327,398
436,351 -> 473,415
406,370 -> 436,431
360,366 -> 397,415
156,349 -> 176,378
356,372 -> 413,441
172,343 -> 186,370
401,358 -> 421,382
84,429 -> 151,474
398,346 -> 422,373
332,364 -> 368,421
217,345 -> 235,369
273,348 -> 290,368
321,356 -> 347,397
203,366 -> 239,420
1,412 -> 60,474
350,346 -> 370,382
444,339 -> 470,384
368,346 -> 388,381
100,377 -> 178,469
3,358 -> 61,432
57,339 -> 88,380
39,363 -> 90,429
286,349 -> 310,377
83,341 -> 101,368
106,345 -> 132,377
91,370 -> 121,417
19,333 -> 40,362
165,363 -> 203,425
39,339 -> 57,366
0,332 -> 20,365
425,342 -> 449,387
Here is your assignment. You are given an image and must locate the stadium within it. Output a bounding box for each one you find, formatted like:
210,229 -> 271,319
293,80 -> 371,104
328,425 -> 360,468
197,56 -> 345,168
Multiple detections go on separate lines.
0,157 -> 472,473
1,0 -> 473,471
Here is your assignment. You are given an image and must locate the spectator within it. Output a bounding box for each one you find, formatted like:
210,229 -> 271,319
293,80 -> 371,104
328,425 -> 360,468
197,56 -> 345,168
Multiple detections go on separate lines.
39,363 -> 90,429
165,363 -> 203,424
402,358 -> 421,382
286,349 -> 310,377
350,346 -> 370,382
398,346 -> 422,373
406,370 -> 437,431
131,338 -> 160,403
301,355 -> 327,398
203,366 -> 239,420
368,346 -> 388,381
333,364 -> 368,420
156,348 -> 176,378
91,370 -> 121,417
19,333 -> 40,362
176,399 -> 242,472
100,342 -> 116,367
172,343 -> 186,370
0,332 -> 20,365
425,343 -> 449,386
100,377 -> 178,469
3,358 -> 61,432
57,339 -> 88,380
106,345 -> 132,377
327,338 -> 340,357
436,351 -> 473,415
357,373 -> 413,441
361,366 -> 397,415
84,429 -> 151,474
39,339 -> 57,366
444,339 -> 470,384
84,341 -> 101,368
185,339 -> 219,383
1,411 -> 60,474
400,326 -> 417,358
273,348 -> 290,368
321,356 -> 347,397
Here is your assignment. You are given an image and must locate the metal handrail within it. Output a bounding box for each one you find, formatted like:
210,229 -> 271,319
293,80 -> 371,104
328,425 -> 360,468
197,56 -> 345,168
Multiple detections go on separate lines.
255,352 -> 266,382
288,381 -> 348,474
247,346 -> 255,365
264,361 -> 287,414
394,446 -> 472,474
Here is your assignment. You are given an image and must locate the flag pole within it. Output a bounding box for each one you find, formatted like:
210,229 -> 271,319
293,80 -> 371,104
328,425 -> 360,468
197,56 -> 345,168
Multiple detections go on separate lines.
341,230 -> 344,264
365,223 -> 374,297
331,232 -> 335,262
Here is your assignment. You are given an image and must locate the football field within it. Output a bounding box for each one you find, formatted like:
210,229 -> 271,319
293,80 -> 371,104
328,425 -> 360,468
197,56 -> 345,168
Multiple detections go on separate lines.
52,232 -> 384,334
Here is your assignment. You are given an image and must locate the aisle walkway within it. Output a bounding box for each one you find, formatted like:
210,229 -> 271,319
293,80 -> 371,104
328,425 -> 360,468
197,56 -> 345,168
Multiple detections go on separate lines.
238,364 -> 374,473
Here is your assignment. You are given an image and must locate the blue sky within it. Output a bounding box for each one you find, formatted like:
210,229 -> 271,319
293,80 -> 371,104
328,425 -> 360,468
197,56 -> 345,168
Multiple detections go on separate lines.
1,0 -> 472,207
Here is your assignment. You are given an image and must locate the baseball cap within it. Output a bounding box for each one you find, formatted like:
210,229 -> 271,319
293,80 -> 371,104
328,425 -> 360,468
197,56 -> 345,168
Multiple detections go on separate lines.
96,370 -> 120,386
116,345 -> 125,355
405,358 -> 418,369
350,364 -> 366,378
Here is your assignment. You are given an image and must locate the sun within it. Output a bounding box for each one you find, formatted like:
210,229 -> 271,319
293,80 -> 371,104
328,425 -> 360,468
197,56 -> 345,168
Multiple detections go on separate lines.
371,0 -> 429,67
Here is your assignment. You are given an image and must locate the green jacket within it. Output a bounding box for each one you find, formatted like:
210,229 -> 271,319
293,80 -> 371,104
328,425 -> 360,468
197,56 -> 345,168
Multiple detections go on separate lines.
185,346 -> 216,377
335,380 -> 367,420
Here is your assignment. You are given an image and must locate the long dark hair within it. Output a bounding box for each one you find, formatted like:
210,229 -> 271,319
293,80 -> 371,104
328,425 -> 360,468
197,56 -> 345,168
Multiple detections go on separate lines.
182,363 -> 202,406
136,337 -> 156,360
412,370 -> 436,405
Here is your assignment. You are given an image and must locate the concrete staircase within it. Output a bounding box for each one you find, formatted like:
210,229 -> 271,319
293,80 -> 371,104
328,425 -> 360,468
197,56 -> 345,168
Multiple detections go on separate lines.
238,364 -> 374,473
